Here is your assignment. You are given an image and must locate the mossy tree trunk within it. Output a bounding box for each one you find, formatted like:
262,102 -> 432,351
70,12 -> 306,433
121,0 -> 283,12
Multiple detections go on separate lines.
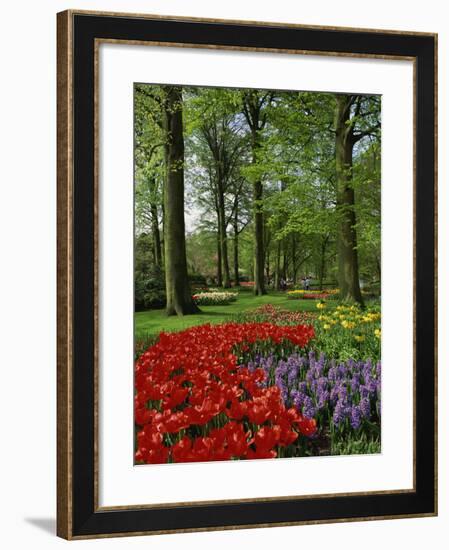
334,94 -> 364,306
162,86 -> 200,316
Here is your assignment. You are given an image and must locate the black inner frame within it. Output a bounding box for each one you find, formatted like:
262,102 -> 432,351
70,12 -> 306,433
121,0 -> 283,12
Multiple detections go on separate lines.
72,13 -> 436,537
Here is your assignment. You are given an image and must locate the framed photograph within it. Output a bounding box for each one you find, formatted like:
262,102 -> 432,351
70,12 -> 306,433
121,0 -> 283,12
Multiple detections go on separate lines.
57,10 -> 437,539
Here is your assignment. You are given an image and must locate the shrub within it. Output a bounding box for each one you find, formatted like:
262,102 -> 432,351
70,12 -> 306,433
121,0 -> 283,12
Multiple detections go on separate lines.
134,264 -> 166,311
189,273 -> 207,286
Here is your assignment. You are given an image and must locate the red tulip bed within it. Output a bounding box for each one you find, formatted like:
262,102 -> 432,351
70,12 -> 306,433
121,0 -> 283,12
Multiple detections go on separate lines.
134,322 -> 317,464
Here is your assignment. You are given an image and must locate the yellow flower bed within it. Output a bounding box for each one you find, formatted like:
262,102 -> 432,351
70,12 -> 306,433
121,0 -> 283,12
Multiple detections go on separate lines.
287,289 -> 307,296
315,304 -> 381,348
287,288 -> 340,298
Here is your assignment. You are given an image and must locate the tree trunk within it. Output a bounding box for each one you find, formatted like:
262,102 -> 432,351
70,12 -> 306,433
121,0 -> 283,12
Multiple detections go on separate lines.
291,234 -> 297,284
318,235 -> 329,291
150,201 -> 162,268
281,243 -> 287,281
253,177 -> 266,295
265,249 -> 270,284
335,95 -> 364,306
216,227 -> 223,287
274,240 -> 281,290
162,86 -> 200,316
233,207 -> 240,286
242,93 -> 267,296
217,185 -> 231,288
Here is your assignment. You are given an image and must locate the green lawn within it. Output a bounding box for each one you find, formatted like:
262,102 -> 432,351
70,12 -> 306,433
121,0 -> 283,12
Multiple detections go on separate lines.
135,289 -> 334,338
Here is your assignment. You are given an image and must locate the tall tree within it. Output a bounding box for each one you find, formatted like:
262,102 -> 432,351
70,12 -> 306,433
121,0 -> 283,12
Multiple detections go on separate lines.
229,180 -> 250,286
187,88 -> 248,288
242,90 -> 273,295
334,94 -> 380,304
134,86 -> 165,269
162,86 -> 199,315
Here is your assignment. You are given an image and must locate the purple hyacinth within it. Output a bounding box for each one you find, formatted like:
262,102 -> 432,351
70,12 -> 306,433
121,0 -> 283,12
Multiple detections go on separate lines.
350,405 -> 362,430
302,396 -> 316,419
337,364 -> 347,379
333,399 -> 350,426
317,377 -> 328,392
359,385 -> 370,399
287,364 -> 299,386
237,350 -> 381,436
328,365 -> 337,381
376,361 -> 382,378
316,389 -> 330,410
359,397 -> 371,419
293,391 -> 307,410
351,373 -> 361,393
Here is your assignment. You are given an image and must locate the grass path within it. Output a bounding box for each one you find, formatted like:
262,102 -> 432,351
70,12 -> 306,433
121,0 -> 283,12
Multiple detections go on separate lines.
135,289 -> 334,338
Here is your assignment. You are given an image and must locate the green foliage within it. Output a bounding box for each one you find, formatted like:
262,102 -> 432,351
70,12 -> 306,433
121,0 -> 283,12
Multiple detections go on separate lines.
134,233 -> 166,311
134,83 -> 381,317
134,85 -> 165,235
188,273 -> 208,286
312,303 -> 381,362
330,432 -> 381,456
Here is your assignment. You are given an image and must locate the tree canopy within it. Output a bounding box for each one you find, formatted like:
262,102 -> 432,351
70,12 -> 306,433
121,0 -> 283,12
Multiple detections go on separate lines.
134,84 -> 381,314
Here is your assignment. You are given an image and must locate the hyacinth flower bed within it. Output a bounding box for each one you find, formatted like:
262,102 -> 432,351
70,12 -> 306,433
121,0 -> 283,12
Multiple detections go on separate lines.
135,322 -> 317,464
245,351 -> 381,455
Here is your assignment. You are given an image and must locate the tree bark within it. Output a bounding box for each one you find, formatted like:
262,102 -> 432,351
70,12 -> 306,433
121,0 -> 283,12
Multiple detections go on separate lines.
318,235 -> 329,291
376,256 -> 381,281
265,249 -> 270,284
274,240 -> 281,290
334,95 -> 364,306
242,92 -> 268,296
150,201 -> 162,268
162,86 -> 200,315
216,225 -> 223,287
281,242 -> 287,281
291,234 -> 298,284
253,176 -> 266,295
217,183 -> 231,288
233,205 -> 240,286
